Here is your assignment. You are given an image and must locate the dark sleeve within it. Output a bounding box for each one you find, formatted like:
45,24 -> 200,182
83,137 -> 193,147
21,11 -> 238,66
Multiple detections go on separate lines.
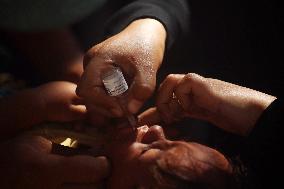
104,0 -> 190,50
240,98 -> 283,188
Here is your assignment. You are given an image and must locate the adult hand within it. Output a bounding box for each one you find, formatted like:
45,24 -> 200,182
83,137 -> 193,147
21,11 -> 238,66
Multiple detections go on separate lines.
155,73 -> 276,136
0,136 -> 110,189
35,81 -> 87,122
76,18 -> 166,120
0,81 -> 86,139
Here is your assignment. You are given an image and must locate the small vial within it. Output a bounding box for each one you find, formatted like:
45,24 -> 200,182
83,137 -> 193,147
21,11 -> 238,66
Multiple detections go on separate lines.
101,66 -> 137,130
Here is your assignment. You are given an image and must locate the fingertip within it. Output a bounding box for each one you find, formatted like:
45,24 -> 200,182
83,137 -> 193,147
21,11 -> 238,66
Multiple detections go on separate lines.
72,104 -> 87,113
70,105 -> 87,120
131,80 -> 155,101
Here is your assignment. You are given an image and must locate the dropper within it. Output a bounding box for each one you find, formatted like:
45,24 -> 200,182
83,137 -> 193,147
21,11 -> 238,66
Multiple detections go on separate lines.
101,66 -> 137,130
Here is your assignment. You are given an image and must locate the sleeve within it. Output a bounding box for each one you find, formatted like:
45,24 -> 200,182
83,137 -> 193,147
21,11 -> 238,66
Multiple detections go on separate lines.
240,98 -> 284,188
104,0 -> 190,50
0,0 -> 105,31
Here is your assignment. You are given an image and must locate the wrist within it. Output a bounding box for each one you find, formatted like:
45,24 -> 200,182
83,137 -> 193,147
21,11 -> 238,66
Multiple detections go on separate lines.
129,18 -> 166,41
214,88 -> 276,136
124,18 -> 166,69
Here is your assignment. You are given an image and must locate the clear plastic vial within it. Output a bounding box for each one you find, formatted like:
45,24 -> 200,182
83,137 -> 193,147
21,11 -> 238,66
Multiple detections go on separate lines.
101,66 -> 137,129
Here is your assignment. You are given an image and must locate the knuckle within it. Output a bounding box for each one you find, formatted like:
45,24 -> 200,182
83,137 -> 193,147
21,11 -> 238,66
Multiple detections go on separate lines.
83,46 -> 102,67
184,73 -> 198,82
166,74 -> 177,82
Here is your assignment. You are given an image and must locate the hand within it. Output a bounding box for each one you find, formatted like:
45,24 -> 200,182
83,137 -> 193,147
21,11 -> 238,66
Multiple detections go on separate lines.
0,136 -> 110,189
154,73 -> 276,135
35,81 -> 87,122
76,18 -> 166,119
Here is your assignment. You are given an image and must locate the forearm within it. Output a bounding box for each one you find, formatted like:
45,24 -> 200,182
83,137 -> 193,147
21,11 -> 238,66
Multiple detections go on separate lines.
0,89 -> 44,139
104,0 -> 189,49
211,84 -> 276,136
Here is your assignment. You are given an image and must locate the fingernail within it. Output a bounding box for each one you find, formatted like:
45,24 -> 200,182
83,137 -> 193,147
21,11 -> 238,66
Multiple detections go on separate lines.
128,99 -> 143,114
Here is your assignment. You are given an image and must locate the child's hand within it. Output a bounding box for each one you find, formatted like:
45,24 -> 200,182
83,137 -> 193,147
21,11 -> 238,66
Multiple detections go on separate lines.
35,81 -> 86,122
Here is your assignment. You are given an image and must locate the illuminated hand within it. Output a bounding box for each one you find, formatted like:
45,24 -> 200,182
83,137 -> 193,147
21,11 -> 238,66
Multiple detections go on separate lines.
76,19 -> 166,123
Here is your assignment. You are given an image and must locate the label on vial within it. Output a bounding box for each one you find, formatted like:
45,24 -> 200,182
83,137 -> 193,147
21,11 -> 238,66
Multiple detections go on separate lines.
102,67 -> 128,96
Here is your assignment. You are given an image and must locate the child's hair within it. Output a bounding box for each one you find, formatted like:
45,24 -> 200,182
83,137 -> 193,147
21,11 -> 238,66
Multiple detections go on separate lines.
149,143 -> 238,189
149,164 -> 189,189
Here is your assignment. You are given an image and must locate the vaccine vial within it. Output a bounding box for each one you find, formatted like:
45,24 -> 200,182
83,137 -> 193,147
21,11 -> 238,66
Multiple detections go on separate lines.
101,66 -> 137,129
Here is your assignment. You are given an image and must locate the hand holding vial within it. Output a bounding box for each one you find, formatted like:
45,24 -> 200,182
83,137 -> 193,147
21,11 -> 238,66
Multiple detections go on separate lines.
101,65 -> 137,130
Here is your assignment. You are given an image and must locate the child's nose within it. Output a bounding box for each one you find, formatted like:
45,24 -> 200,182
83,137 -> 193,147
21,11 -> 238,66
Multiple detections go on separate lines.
141,125 -> 165,144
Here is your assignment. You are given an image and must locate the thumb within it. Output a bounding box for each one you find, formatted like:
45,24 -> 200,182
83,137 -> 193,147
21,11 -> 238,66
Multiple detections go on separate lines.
68,105 -> 87,120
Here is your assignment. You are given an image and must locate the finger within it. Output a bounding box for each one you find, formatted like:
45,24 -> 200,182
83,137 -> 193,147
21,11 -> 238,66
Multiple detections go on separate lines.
128,70 -> 157,114
69,105 -> 87,120
174,73 -> 203,112
23,136 -> 53,153
76,59 -> 123,117
167,98 -> 185,122
138,107 -> 163,126
50,155 -> 110,183
81,87 -> 123,117
142,125 -> 165,144
156,74 -> 184,123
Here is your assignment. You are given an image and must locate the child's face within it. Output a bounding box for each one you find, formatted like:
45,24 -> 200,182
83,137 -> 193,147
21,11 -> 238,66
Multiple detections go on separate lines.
104,125 -> 232,189
104,125 -> 166,188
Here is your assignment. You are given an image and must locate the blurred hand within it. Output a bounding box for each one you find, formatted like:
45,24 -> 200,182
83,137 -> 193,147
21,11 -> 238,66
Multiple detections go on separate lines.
76,18 -> 166,121
142,73 -> 276,136
35,81 -> 87,122
0,136 -> 110,189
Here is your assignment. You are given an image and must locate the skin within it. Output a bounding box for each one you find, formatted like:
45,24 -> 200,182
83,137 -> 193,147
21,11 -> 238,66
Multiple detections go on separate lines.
0,81 -> 86,139
103,125 -> 233,189
0,81 -> 111,188
76,18 -> 166,124
0,136 -> 109,189
139,73 -> 276,136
